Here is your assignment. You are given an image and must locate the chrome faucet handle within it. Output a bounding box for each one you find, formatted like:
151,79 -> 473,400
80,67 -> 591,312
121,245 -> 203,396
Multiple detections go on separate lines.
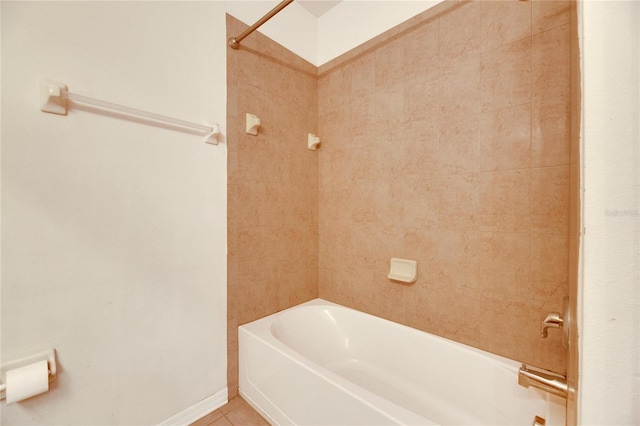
541,312 -> 564,338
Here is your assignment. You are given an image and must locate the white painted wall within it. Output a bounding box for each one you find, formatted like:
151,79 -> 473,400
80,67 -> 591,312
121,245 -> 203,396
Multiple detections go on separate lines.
316,0 -> 442,65
226,1 -> 318,65
227,0 -> 442,66
578,1 -> 640,424
1,2 -> 227,424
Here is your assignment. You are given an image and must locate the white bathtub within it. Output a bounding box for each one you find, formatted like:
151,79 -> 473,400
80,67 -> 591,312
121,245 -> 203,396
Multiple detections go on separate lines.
239,299 -> 565,426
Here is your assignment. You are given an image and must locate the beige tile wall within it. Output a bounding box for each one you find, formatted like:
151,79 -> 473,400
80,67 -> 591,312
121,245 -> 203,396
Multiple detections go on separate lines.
227,0 -> 574,397
317,0 -> 572,373
226,14 -> 318,398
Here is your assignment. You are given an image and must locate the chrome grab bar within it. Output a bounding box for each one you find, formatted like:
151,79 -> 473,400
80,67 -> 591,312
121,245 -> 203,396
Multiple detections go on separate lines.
518,364 -> 568,399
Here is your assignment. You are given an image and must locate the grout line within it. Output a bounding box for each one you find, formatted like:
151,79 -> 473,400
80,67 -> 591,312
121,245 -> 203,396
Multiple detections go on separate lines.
529,0 -> 535,339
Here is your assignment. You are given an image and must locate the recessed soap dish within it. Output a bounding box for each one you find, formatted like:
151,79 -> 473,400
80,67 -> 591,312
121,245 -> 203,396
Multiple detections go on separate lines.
388,258 -> 417,283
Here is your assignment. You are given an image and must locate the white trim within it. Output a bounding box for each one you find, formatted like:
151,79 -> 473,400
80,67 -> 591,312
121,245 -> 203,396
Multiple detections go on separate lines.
158,388 -> 228,426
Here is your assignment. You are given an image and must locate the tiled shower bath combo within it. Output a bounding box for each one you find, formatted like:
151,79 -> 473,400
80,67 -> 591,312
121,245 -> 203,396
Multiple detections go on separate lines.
227,0 -> 577,424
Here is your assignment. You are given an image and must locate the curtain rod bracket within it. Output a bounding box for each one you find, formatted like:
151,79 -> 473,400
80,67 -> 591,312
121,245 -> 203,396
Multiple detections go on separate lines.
228,0 -> 294,50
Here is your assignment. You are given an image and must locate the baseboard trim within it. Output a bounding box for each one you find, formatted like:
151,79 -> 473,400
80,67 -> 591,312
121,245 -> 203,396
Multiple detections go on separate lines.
158,388 -> 228,426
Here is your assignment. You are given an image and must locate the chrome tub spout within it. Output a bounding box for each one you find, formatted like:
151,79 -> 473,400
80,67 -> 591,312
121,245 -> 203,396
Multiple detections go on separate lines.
518,364 -> 568,399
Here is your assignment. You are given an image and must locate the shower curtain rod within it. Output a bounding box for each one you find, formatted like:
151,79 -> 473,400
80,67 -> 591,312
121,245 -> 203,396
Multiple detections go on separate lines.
228,0 -> 294,49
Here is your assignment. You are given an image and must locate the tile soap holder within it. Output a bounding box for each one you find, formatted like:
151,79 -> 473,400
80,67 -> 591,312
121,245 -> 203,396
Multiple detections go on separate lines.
388,258 -> 417,283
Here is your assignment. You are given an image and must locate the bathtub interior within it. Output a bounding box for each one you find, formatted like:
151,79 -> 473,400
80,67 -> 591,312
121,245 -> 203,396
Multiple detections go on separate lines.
240,324 -> 434,425
240,299 -> 566,426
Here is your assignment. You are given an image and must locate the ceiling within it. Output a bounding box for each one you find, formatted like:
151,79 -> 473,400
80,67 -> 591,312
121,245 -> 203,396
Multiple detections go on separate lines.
297,0 -> 342,17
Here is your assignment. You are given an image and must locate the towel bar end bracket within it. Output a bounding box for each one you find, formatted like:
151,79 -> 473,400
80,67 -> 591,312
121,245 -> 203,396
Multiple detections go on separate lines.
40,79 -> 68,115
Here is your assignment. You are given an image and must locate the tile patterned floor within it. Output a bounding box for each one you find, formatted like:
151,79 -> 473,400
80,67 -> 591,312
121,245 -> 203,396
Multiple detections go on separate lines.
190,396 -> 269,426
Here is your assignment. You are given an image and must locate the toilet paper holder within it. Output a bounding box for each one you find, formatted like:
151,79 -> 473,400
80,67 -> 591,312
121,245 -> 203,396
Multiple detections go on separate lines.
0,348 -> 57,400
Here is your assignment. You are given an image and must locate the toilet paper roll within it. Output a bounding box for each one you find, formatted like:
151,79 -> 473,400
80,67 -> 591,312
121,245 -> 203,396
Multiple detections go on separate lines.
5,360 -> 49,404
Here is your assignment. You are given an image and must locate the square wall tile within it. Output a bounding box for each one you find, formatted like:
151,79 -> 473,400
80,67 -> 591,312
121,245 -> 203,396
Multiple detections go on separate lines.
532,0 -> 571,35
531,166 -> 570,235
481,38 -> 531,112
375,37 -> 404,89
532,95 -> 570,167
404,19 -> 439,82
439,1 -> 481,63
531,233 -> 569,302
440,55 -> 482,115
478,103 -> 531,172
439,173 -> 481,230
439,112 -> 479,175
480,0 -> 531,52
532,24 -> 570,101
479,169 -> 531,232
471,232 -> 531,299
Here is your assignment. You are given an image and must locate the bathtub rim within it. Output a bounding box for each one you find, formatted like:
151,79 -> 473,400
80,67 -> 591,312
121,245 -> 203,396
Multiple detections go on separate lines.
244,298 -> 529,370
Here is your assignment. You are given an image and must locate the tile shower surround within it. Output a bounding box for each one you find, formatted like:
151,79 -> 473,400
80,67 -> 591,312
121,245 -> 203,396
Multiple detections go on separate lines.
228,0 -> 573,399
226,13 -> 319,398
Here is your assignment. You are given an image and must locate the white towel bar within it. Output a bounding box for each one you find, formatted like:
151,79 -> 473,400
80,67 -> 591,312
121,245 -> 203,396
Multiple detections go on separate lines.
39,80 -> 220,144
